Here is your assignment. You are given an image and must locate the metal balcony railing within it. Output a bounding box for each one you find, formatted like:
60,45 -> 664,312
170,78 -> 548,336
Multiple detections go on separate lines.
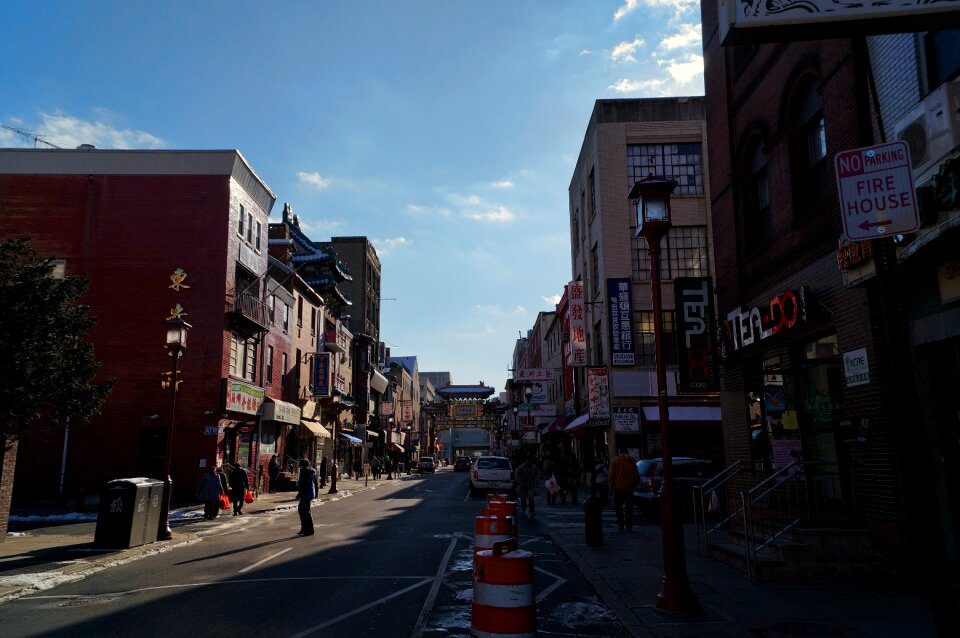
231,292 -> 271,330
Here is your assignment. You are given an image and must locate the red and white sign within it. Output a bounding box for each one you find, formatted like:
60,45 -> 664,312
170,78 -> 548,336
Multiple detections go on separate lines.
568,281 -> 586,368
587,368 -> 610,419
835,140 -> 920,240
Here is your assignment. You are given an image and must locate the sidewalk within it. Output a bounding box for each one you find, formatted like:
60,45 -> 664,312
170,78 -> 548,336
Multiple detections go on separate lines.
540,505 -> 939,638
0,472 -> 406,604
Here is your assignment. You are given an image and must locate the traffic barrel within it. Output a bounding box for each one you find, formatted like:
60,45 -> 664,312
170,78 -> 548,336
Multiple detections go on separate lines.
486,500 -> 519,539
474,515 -> 513,559
482,506 -> 518,541
487,493 -> 509,507
472,539 -> 536,637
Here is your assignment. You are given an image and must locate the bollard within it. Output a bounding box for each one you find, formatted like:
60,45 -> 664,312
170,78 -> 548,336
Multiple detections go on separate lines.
472,539 -> 536,637
483,504 -> 519,541
583,494 -> 603,546
474,515 -> 513,560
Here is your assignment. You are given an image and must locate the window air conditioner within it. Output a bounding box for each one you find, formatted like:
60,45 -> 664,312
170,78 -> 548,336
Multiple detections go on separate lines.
892,80 -> 960,179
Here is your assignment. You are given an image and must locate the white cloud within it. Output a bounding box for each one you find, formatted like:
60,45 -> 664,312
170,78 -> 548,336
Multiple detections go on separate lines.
514,305 -> 527,314
9,111 -> 166,149
449,193 -> 482,207
608,78 -> 667,94
543,294 -> 562,305
296,171 -> 332,190
490,180 -> 513,189
611,38 -> 645,64
662,53 -> 704,85
463,206 -> 515,223
371,236 -> 412,255
579,49 -> 592,56
296,217 -> 346,234
613,0 -> 641,21
661,23 -> 702,50
405,204 -> 425,214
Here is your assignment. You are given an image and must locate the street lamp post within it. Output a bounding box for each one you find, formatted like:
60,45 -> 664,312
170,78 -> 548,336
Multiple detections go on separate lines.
158,317 -> 191,541
524,386 -> 534,451
629,175 -> 701,614
328,415 -> 339,495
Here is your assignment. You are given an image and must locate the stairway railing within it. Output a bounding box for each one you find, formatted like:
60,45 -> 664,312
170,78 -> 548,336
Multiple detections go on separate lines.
692,460 -> 746,555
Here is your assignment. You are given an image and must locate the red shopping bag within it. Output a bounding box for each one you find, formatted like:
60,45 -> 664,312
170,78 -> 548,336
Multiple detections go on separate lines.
219,494 -> 230,510
244,489 -> 254,504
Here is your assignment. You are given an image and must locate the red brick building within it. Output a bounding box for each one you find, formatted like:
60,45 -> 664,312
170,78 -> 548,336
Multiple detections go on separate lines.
0,148 -> 304,504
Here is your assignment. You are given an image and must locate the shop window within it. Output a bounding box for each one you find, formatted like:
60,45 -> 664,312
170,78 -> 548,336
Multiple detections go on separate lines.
281,353 -> 288,390
635,226 -> 709,282
924,29 -> 960,90
627,143 -> 703,196
266,345 -> 273,383
238,204 -> 245,237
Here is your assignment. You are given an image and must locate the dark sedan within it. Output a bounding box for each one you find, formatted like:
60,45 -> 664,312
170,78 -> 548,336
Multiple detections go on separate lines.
453,457 -> 471,472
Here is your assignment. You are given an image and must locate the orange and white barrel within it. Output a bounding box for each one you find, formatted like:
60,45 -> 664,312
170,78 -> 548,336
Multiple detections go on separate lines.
474,515 -> 513,558
486,501 -> 519,539
487,493 -> 509,507
472,541 -> 536,637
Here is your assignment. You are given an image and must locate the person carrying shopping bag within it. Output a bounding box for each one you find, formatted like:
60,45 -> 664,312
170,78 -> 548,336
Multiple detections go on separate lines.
296,459 -> 319,536
229,464 -> 249,516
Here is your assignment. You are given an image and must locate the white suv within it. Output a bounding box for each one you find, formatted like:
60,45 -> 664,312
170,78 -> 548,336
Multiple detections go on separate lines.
469,456 -> 514,497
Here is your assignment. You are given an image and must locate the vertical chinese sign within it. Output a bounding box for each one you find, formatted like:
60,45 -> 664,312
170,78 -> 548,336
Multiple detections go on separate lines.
587,368 -> 610,419
568,281 -> 586,367
674,277 -> 719,393
312,352 -> 332,397
606,278 -> 635,366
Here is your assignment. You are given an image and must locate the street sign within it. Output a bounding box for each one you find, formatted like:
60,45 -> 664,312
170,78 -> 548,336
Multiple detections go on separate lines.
835,140 -> 920,240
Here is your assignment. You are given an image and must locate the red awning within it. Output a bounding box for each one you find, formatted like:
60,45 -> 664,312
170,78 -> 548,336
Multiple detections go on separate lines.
543,417 -> 565,434
562,413 -> 590,434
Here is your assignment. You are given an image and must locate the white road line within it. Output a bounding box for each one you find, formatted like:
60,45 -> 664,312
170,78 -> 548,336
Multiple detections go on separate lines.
286,578 -> 433,638
410,533 -> 461,638
533,565 -> 567,603
238,547 -> 292,573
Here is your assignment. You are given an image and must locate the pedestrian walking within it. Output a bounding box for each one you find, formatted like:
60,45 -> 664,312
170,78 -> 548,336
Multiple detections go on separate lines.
318,456 -> 328,488
196,467 -> 224,520
229,464 -> 249,516
565,454 -> 582,505
386,456 -> 394,479
608,447 -> 641,532
353,454 -> 363,481
514,454 -> 541,518
296,459 -> 319,536
268,454 -> 280,493
216,465 -> 229,499
372,456 -> 381,480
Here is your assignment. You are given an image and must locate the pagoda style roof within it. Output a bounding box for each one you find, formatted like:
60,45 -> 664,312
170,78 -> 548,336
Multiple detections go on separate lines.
437,385 -> 495,400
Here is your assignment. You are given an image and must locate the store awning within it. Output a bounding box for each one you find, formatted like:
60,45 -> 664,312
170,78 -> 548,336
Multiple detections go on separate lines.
543,417 -> 565,434
641,406 -> 722,422
339,432 -> 363,444
390,442 -> 405,453
301,420 -> 331,438
262,398 -> 302,424
562,413 -> 591,434
370,369 -> 389,394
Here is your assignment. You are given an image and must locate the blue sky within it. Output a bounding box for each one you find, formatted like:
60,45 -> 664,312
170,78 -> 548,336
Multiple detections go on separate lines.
1,0 -> 704,393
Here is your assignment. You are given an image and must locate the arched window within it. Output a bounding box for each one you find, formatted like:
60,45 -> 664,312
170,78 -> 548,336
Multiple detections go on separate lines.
790,77 -> 829,216
741,137 -> 771,254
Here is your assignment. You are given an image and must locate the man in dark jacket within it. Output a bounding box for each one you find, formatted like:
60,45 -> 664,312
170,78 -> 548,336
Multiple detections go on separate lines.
297,459 -> 319,536
268,455 -> 280,493
229,464 -> 249,516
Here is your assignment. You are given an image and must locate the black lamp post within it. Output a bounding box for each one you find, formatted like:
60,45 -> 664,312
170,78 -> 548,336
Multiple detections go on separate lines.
629,175 -> 701,614
328,413 -> 339,495
158,317 -> 191,541
524,386 -> 534,448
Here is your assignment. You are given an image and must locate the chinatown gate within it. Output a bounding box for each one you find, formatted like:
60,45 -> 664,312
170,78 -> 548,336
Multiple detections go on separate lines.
430,385 -> 500,461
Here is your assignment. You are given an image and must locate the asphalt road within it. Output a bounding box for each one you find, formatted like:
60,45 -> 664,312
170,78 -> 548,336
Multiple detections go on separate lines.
0,469 -> 627,638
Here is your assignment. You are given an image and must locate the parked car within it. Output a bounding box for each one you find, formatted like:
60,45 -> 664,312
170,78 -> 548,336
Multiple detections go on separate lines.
453,457 -> 471,472
417,457 -> 435,474
469,455 -> 514,497
633,457 -> 719,520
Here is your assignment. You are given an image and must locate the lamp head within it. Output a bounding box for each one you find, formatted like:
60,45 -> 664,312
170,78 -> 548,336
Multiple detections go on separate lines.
165,317 -> 192,350
628,174 -> 676,239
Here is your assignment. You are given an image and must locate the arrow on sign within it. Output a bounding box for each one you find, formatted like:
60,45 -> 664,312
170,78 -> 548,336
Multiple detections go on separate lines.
858,219 -> 893,231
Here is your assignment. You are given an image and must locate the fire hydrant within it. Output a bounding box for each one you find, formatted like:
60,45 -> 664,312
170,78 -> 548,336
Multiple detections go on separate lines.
583,495 -> 603,546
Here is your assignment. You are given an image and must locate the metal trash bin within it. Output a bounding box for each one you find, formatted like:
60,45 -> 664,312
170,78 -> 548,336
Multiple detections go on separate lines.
142,479 -> 165,544
94,477 -> 165,548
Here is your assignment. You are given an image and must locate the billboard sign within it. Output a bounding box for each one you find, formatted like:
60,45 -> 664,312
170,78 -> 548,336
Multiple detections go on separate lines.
835,141 -> 920,240
674,277 -> 720,393
587,368 -> 610,419
607,278 -> 635,366
613,407 -> 640,433
515,368 -> 555,381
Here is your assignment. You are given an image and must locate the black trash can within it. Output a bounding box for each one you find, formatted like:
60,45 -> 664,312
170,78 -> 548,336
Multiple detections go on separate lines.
94,478 -> 164,548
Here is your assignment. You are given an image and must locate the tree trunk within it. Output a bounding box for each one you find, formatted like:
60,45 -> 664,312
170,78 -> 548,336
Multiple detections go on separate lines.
0,433 -> 19,540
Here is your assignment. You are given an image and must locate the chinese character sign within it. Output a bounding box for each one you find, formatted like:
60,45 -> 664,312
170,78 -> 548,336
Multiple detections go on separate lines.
312,352 -> 332,397
606,278 -> 635,366
587,368 -> 610,419
223,379 -> 265,415
674,277 -> 719,393
568,281 -> 586,368
515,368 -> 555,381
402,401 -> 413,423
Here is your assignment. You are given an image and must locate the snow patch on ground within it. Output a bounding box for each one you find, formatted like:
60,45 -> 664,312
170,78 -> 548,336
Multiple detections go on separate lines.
9,512 -> 96,523
550,597 -> 617,627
